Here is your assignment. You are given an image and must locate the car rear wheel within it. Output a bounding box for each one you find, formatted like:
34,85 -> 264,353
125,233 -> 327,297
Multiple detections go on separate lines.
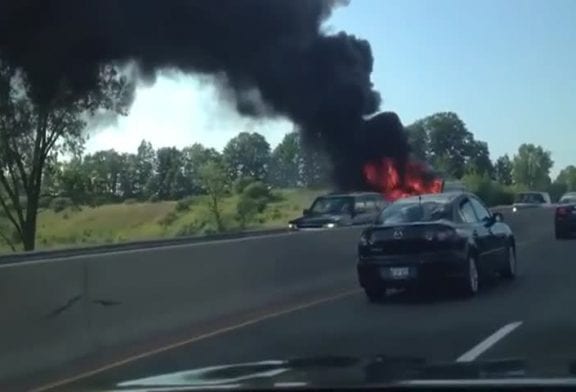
501,246 -> 516,280
459,255 -> 479,297
364,287 -> 386,303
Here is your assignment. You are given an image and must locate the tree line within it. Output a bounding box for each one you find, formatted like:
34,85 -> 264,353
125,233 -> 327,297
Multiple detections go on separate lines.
0,54 -> 574,252
36,112 -> 576,210
407,112 -> 576,201
41,132 -> 330,206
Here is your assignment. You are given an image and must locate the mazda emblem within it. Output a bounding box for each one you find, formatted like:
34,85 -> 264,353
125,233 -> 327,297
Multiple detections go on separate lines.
393,229 -> 404,239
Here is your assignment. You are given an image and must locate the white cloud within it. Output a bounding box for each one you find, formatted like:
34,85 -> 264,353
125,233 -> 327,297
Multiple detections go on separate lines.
86,71 -> 294,154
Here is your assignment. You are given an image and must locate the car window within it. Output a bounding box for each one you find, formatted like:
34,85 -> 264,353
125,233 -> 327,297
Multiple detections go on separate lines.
469,197 -> 491,222
515,193 -> 545,204
354,198 -> 368,213
459,200 -> 478,223
309,197 -> 352,215
361,196 -> 377,212
560,196 -> 576,204
377,201 -> 452,224
369,195 -> 384,210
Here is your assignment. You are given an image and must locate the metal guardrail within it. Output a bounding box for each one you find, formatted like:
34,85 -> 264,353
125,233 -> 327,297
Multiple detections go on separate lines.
0,227 -> 289,264
0,204 -> 516,264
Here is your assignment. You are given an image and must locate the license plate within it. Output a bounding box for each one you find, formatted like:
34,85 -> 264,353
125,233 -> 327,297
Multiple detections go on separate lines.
381,267 -> 411,280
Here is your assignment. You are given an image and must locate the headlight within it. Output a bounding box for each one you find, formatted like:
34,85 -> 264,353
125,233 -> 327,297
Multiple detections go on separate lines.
323,222 -> 337,229
288,223 -> 297,230
512,206 -> 517,212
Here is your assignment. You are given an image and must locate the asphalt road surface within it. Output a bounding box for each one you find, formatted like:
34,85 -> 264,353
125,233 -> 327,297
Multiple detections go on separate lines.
32,211 -> 576,390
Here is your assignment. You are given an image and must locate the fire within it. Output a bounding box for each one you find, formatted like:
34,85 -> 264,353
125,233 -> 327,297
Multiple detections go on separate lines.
363,158 -> 444,201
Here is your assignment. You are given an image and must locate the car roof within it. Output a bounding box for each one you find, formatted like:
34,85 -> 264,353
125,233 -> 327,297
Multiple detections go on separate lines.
320,192 -> 384,198
394,191 -> 464,205
517,191 -> 549,196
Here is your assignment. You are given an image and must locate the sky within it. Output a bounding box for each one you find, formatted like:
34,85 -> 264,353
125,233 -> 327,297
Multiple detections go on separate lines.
87,0 -> 576,176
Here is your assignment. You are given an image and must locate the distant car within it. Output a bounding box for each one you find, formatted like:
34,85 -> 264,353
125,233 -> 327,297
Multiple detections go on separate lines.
555,194 -> 576,239
512,191 -> 552,212
442,180 -> 467,193
357,192 -> 516,301
288,192 -> 388,230
559,192 -> 576,204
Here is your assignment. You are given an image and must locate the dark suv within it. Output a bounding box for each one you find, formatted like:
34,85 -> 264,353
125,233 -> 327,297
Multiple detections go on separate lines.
288,192 -> 388,230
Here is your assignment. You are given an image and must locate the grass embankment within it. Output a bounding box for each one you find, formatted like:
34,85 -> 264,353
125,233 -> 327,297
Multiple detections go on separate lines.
0,188 -> 323,253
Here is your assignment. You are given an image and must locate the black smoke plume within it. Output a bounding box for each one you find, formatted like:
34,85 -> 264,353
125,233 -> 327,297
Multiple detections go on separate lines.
0,0 -> 411,191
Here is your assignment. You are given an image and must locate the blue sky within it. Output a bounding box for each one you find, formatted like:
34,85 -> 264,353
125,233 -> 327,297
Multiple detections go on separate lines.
88,0 -> 576,176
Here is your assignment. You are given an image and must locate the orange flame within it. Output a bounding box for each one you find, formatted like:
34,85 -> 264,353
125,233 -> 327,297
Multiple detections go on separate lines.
363,158 -> 444,201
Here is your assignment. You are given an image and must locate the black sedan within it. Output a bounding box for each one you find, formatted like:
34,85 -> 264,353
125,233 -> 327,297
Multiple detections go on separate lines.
357,192 -> 516,301
555,196 -> 576,239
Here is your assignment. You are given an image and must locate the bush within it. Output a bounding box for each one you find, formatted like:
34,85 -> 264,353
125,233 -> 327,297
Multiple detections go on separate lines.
234,177 -> 256,194
175,196 -> 195,212
158,211 -> 178,227
50,197 -> 73,212
39,196 -> 52,209
124,198 -> 138,205
270,207 -> 282,220
87,195 -> 112,207
462,174 -> 514,207
269,191 -> 284,203
176,218 -> 208,237
235,196 -> 260,229
243,181 -> 271,200
148,194 -> 160,203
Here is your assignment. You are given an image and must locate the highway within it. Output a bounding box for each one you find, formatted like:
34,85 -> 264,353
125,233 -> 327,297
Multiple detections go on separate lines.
13,208 -> 576,390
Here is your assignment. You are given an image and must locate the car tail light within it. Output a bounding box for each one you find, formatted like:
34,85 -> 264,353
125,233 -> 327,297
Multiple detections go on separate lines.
557,207 -> 570,215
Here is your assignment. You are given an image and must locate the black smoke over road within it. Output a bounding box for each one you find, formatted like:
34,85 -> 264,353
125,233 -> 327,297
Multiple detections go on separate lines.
0,0 -> 410,190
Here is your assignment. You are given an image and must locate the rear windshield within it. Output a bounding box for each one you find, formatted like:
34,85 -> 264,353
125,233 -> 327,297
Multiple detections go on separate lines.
515,193 -> 545,204
376,201 -> 451,224
560,196 -> 576,204
309,197 -> 352,215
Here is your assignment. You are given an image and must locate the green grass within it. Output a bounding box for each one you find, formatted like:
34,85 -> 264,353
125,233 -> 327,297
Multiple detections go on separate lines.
0,188 -> 325,253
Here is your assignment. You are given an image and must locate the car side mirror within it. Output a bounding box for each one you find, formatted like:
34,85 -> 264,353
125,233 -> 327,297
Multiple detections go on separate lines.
303,208 -> 310,216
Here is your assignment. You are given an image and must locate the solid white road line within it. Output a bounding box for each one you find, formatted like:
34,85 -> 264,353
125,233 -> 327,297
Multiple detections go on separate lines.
456,321 -> 523,363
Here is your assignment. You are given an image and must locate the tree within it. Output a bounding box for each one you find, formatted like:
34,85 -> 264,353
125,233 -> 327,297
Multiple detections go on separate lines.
181,144 -> 221,195
556,165 -> 576,192
199,161 -> 229,232
299,146 -> 330,188
223,132 -> 270,180
494,155 -> 513,185
0,63 -> 131,250
268,132 -> 300,187
135,140 -> 156,199
512,144 -> 553,189
83,149 -> 124,200
118,153 -> 138,199
405,121 -> 429,161
425,112 -> 474,179
154,147 -> 186,200
58,158 -> 90,204
466,140 -> 493,177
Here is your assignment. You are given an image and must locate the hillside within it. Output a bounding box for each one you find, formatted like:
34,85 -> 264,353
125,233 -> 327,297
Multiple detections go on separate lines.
0,188 -> 324,253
